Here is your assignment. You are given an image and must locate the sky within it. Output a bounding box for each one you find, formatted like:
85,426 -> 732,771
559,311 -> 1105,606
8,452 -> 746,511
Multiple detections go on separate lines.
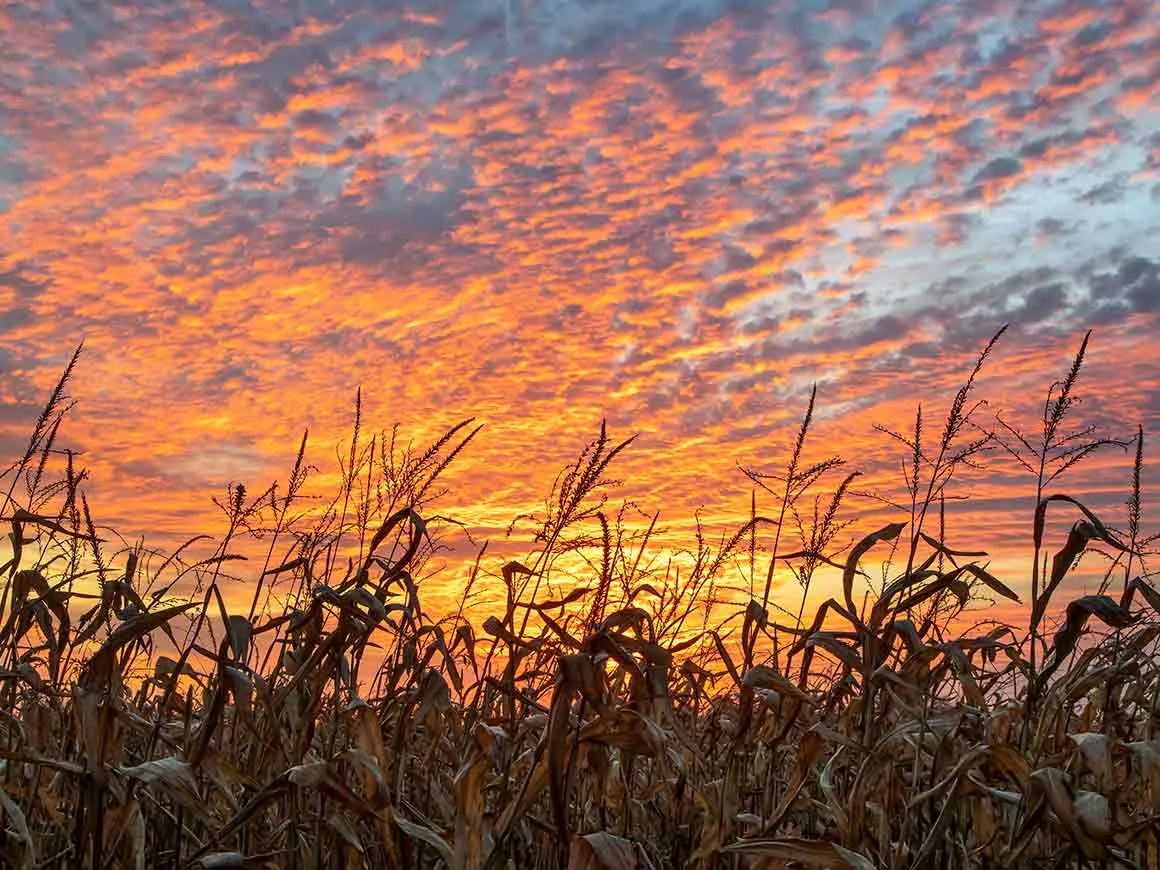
0,0 -> 1158,617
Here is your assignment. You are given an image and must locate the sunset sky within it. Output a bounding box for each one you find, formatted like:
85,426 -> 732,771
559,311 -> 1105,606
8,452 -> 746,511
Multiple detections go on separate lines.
1,0 -> 1158,615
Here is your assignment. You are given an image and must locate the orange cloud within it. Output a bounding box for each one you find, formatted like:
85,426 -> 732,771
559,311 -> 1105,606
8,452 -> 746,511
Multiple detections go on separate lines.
0,0 -> 1156,625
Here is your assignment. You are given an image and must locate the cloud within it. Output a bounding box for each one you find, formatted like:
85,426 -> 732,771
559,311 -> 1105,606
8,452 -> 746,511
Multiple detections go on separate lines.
0,0 -> 1156,611
1087,256 -> 1160,314
973,156 -> 1023,182
0,257 -> 47,298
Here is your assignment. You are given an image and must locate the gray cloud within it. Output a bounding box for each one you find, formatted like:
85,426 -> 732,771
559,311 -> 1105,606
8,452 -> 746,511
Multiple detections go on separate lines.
973,156 -> 1022,183
0,258 -> 47,297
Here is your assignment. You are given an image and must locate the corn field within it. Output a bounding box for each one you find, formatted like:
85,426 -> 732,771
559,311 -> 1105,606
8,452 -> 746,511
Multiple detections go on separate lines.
1,328 -> 1158,869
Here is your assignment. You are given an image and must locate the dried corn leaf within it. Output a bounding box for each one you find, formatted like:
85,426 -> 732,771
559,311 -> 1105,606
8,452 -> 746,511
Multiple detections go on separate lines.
0,784 -> 35,870
195,853 -> 246,868
568,831 -> 638,870
1069,732 -> 1112,781
722,837 -> 875,869
394,813 -> 453,865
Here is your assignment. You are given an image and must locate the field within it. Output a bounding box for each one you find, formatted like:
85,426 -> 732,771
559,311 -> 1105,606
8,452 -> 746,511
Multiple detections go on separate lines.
0,329 -> 1157,869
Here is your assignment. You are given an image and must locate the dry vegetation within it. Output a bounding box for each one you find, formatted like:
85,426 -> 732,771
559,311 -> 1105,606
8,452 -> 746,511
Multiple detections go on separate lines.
1,328 -> 1158,869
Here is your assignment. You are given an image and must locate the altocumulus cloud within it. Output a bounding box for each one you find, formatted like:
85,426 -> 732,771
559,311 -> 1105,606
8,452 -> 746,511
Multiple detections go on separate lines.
0,0 -> 1156,602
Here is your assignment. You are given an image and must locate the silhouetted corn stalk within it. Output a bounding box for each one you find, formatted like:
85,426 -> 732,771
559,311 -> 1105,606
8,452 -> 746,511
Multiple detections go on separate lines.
0,331 -> 1154,868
